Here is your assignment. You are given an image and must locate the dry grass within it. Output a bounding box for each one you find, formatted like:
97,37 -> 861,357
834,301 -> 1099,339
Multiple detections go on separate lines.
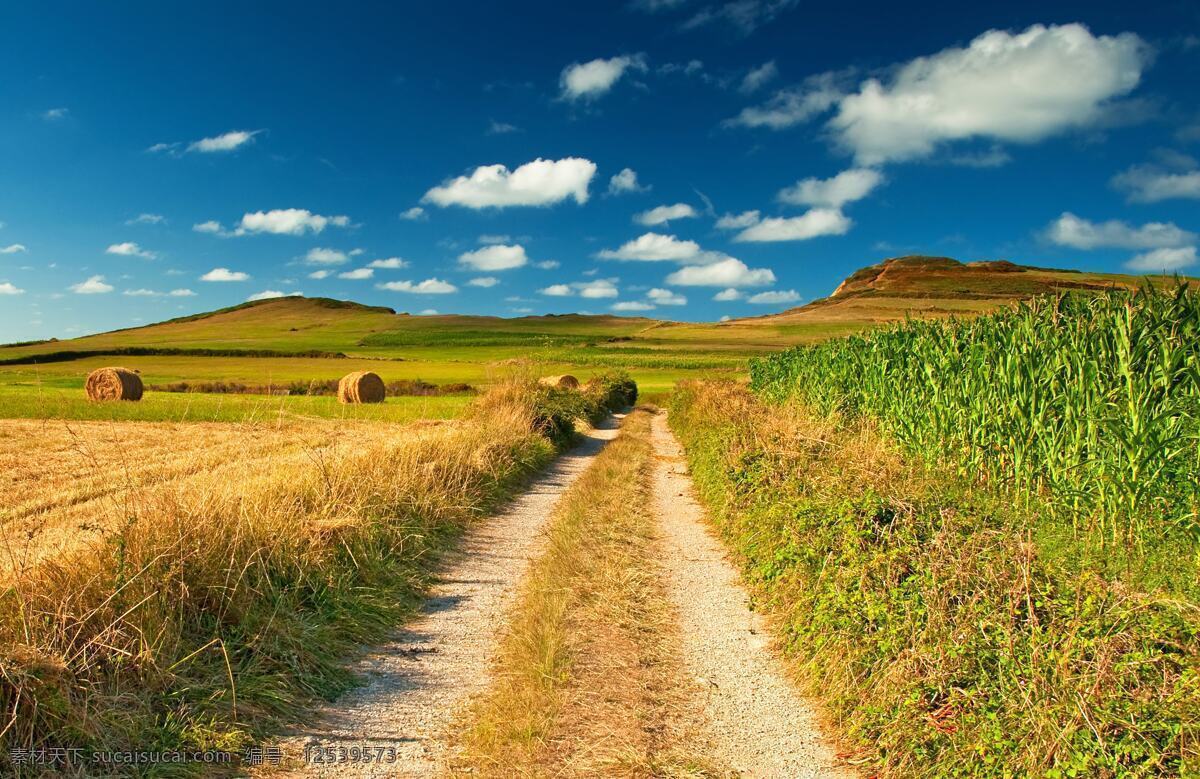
0,382 -> 559,774
453,408 -> 719,777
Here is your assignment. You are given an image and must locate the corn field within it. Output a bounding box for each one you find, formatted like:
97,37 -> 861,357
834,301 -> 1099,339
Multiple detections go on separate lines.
750,284 -> 1200,545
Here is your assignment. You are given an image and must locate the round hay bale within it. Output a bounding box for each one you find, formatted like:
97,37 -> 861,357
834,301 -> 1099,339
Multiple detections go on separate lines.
337,371 -> 386,404
85,367 -> 143,402
538,374 -> 580,390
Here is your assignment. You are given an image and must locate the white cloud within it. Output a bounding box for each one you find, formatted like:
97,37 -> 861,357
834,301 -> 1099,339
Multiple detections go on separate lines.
536,260 -> 561,269
829,24 -> 1149,164
559,54 -> 647,101
1111,166 -> 1200,203
193,220 -> 223,234
478,233 -> 511,244
735,208 -> 852,242
726,71 -> 847,129
188,129 -> 261,153
234,209 -> 350,236
305,247 -> 349,265
647,287 -> 687,305
124,288 -> 193,297
308,270 -> 332,279
487,120 -> 521,135
468,276 -> 500,287
70,275 -> 114,294
747,289 -> 802,304
0,282 -> 24,295
248,289 -> 301,301
368,257 -> 408,269
613,301 -> 656,311
608,167 -> 649,195
635,203 -> 698,226
200,267 -> 250,282
42,107 -> 69,121
777,168 -> 883,208
715,211 -> 761,230
0,244 -> 27,254
106,241 -> 157,259
1126,246 -> 1197,272
424,157 -> 597,209
458,244 -> 529,271
666,257 -> 775,287
683,0 -> 799,34
740,61 -> 779,94
539,280 -> 619,298
126,213 -> 166,226
597,232 -> 702,262
147,142 -> 181,154
400,206 -> 427,221
1045,213 -> 1195,250
169,288 -> 196,297
376,278 -> 458,294
713,287 -> 743,301
419,309 -> 440,315
337,268 -> 374,280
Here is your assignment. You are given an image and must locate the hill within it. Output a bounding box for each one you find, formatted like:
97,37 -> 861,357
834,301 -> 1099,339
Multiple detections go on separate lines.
730,255 -> 1170,330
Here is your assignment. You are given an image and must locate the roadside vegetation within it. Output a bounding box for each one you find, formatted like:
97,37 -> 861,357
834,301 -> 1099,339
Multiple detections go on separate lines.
0,377 -> 633,776
455,408 -> 716,776
671,285 -> 1200,777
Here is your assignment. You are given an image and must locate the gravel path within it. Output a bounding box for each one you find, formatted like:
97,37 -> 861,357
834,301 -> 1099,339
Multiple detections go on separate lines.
651,412 -> 855,779
275,416 -> 624,777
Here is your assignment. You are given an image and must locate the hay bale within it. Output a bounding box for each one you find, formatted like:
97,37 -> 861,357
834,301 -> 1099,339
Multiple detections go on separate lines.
85,367 -> 143,401
538,374 -> 580,390
337,371 -> 386,404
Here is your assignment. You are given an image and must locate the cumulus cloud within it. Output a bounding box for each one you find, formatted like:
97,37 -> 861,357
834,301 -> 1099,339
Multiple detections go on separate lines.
468,276 -> 500,287
747,289 -> 802,304
777,168 -> 883,208
647,287 -> 687,305
0,244 -> 27,254
234,209 -> 350,236
739,61 -> 779,94
368,257 -> 408,269
536,260 -> 561,270
337,268 -> 373,280
726,71 -> 847,129
596,232 -> 702,262
458,244 -> 529,271
559,54 -> 647,101
0,282 -> 24,295
830,24 -> 1149,164
612,301 -> 656,311
193,220 -> 223,234
126,213 -> 166,226
424,158 -> 597,209
713,287 -> 743,301
106,241 -> 157,259
635,203 -> 698,226
400,206 -> 427,221
715,211 -> 761,229
734,208 -> 852,242
308,270 -> 332,279
70,275 -> 114,294
666,257 -> 775,287
123,288 -> 196,297
376,278 -> 458,294
608,167 -> 649,195
539,280 -> 619,298
1111,165 -> 1200,203
248,289 -> 301,301
200,267 -> 250,282
305,247 -> 349,265
188,130 -> 262,153
1045,213 -> 1195,249
1126,246 -> 1197,272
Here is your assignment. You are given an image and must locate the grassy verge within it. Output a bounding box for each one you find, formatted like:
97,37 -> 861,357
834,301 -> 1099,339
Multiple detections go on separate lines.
0,382 -> 564,776
669,381 -> 1198,778
454,408 -> 716,776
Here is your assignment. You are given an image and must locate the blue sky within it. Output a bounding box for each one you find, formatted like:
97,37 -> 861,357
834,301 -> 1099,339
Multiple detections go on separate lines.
1,1 -> 1198,341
